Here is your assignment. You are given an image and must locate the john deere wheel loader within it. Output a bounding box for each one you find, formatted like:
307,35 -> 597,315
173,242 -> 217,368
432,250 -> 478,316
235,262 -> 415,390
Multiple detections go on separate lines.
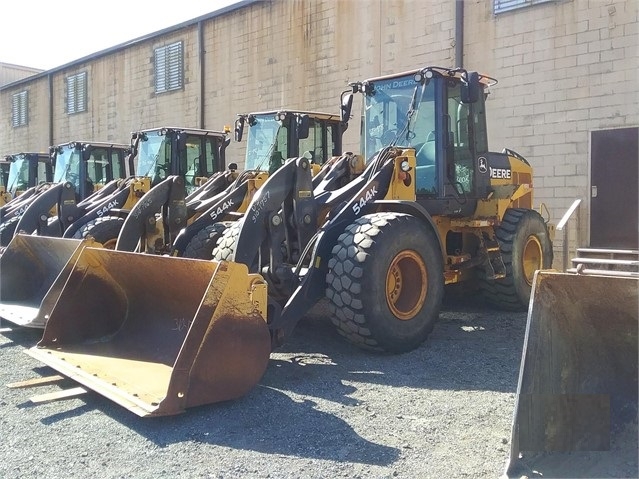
210,66 -> 553,350
66,126 -> 231,250
0,141 -> 130,246
15,66 -> 553,417
0,152 -> 54,219
0,152 -> 53,207
173,109 -> 351,259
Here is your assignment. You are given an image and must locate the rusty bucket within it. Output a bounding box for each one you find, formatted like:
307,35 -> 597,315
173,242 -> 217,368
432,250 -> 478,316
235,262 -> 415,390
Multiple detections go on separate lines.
0,235 -> 95,328
27,249 -> 271,417
504,270 -> 638,477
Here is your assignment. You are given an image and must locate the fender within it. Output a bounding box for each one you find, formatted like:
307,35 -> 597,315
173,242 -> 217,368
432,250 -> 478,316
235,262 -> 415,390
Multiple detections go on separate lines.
62,185 -> 132,238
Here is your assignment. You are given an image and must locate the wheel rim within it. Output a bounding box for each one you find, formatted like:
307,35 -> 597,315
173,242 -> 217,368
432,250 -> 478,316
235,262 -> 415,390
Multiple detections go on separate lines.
522,235 -> 543,285
385,250 -> 428,321
101,238 -> 118,249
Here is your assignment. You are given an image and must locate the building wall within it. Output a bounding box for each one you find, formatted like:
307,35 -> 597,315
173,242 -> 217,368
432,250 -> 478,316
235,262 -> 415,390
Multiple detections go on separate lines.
202,0 -> 457,155
2,75 -> 50,152
464,0 -> 638,253
0,62 -> 43,87
1,0 -> 637,261
49,27 -> 203,144
0,0 -> 457,153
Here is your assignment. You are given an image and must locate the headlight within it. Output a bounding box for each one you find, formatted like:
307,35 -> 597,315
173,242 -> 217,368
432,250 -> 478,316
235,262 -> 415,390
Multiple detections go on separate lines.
400,160 -> 411,172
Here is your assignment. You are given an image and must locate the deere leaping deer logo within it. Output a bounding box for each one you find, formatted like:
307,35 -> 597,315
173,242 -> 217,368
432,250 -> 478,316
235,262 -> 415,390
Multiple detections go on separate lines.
478,156 -> 488,174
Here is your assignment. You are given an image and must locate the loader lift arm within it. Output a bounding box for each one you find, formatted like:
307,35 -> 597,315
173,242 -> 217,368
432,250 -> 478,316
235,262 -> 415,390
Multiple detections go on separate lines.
225,148 -> 409,347
13,183 -> 76,237
172,170 -> 261,256
61,178 -> 141,238
115,175 -> 187,253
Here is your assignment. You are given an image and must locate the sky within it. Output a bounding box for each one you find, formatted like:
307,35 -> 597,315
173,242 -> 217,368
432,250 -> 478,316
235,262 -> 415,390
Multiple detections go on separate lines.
2,0 -> 241,70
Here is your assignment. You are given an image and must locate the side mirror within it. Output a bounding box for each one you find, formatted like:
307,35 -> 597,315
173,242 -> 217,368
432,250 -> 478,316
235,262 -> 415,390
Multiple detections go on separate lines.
297,114 -> 309,140
340,91 -> 353,124
82,146 -> 92,161
461,71 -> 480,104
234,117 -> 244,142
176,132 -> 187,152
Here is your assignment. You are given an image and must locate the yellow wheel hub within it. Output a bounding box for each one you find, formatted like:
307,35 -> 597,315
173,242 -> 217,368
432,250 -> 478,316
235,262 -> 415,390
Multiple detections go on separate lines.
386,250 -> 428,321
522,235 -> 543,285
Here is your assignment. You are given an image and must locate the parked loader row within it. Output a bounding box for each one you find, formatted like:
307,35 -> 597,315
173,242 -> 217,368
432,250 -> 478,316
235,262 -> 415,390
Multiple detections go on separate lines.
0,142 -> 130,246
1,65 -> 635,478
3,65 -> 553,411
0,108 -> 348,328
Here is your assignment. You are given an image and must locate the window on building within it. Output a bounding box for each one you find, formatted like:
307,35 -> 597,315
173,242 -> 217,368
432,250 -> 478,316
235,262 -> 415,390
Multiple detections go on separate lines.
494,0 -> 555,14
12,91 -> 28,127
66,72 -> 87,114
154,41 -> 183,94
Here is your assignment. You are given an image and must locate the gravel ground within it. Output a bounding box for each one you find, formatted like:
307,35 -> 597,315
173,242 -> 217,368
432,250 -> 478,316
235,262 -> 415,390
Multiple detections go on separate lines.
0,292 -> 635,479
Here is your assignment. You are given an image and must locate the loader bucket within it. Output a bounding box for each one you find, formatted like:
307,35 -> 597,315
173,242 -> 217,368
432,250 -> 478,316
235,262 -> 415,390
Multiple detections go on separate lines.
0,235 -> 96,328
505,270 -> 638,478
26,249 -> 271,417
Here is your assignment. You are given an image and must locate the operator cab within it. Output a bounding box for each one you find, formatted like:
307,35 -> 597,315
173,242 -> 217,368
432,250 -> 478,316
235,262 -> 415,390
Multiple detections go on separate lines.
50,142 -> 129,200
4,152 -> 53,197
234,110 -> 347,173
132,127 -> 229,194
355,67 -> 497,216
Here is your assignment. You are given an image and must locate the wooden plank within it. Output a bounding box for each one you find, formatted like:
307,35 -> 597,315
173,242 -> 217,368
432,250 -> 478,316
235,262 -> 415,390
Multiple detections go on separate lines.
30,387 -> 87,404
7,375 -> 65,389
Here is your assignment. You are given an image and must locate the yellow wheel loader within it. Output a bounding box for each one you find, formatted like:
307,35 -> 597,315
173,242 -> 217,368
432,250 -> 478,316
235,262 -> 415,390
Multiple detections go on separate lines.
0,153 -> 53,208
16,67 -> 553,417
57,127 -> 231,248
0,152 -> 55,233
173,109 -> 352,259
0,142 -> 130,246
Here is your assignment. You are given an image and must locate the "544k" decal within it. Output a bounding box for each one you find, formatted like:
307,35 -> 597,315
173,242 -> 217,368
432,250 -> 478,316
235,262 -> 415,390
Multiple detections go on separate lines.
352,186 -> 378,215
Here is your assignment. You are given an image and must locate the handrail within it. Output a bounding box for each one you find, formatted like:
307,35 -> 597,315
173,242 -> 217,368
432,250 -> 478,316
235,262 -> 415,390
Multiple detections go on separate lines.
557,199 -> 582,271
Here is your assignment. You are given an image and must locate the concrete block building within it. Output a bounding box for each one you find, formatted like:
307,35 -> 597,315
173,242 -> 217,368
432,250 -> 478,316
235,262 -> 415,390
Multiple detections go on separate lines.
0,62 -> 44,88
1,0 -> 637,263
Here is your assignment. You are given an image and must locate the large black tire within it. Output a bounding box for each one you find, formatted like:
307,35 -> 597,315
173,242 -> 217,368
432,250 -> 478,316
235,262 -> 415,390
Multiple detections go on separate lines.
74,216 -> 124,249
480,208 -> 554,311
183,222 -> 231,259
0,216 -> 20,246
212,219 -> 244,263
325,212 -> 444,353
